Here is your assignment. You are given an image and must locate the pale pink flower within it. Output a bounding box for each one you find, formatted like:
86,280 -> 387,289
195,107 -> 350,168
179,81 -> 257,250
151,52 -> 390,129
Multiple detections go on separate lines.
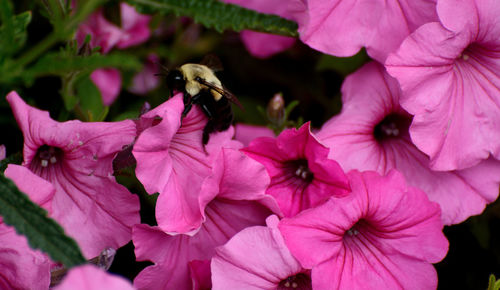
115,3 -> 152,49
221,0 -> 296,58
1,165 -> 54,289
133,148 -> 279,290
234,123 -> 275,147
386,0 -> 500,170
279,170 -> 449,289
317,62 -> 500,225
133,94 -> 239,235
128,54 -> 160,95
212,215 -> 311,290
6,91 -> 140,259
54,265 -> 135,290
294,0 -> 438,62
90,68 -> 122,106
242,122 -> 350,217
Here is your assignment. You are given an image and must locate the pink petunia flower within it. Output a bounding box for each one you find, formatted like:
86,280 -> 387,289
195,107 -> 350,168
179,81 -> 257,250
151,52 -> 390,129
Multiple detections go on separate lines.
6,91 -> 140,259
211,215 -> 311,290
133,94 -> 239,235
90,68 -> 122,106
293,0 -> 438,62
76,3 -> 151,53
221,0 -> 296,58
133,148 -> 279,290
317,62 -> 500,225
234,123 -> 275,147
279,170 -> 449,289
1,165 -> 54,289
128,54 -> 161,95
385,0 -> 500,170
242,122 -> 350,217
76,3 -> 152,105
54,264 -> 135,290
189,260 -> 212,290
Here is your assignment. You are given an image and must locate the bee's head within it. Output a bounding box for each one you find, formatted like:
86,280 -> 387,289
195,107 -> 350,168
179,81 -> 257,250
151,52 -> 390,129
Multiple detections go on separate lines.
166,69 -> 186,94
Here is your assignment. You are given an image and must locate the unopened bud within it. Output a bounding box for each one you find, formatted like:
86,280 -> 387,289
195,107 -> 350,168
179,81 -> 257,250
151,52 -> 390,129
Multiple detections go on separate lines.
267,93 -> 285,125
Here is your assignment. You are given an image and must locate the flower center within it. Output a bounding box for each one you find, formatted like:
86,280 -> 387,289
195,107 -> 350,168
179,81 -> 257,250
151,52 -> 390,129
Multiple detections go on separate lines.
289,159 -> 314,182
373,113 -> 412,142
30,145 -> 64,174
278,273 -> 312,290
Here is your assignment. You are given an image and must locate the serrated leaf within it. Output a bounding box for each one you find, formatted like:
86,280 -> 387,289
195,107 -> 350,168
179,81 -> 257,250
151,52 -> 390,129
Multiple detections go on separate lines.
127,0 -> 298,36
75,76 -> 108,121
0,151 -> 23,172
22,52 -> 141,83
0,173 -> 86,267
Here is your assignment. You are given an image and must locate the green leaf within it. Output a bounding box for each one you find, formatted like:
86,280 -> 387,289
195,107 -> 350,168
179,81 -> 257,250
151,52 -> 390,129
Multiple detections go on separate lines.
487,274 -> 500,290
316,49 -> 370,76
75,76 -> 108,122
0,173 -> 86,268
126,0 -> 298,36
22,52 -> 141,84
0,1 -> 32,58
0,151 -> 23,172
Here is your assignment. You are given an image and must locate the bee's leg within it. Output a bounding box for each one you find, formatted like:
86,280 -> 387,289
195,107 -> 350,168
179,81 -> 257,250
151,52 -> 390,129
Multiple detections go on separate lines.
191,93 -> 213,119
203,120 -> 215,146
182,93 -> 193,118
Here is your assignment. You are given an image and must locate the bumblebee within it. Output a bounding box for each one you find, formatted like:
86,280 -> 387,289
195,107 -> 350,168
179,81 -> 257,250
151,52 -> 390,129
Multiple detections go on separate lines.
166,58 -> 243,146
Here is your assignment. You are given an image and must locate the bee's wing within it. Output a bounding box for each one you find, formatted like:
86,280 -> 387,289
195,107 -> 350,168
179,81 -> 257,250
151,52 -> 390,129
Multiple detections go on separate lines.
200,54 -> 224,72
195,77 -> 244,111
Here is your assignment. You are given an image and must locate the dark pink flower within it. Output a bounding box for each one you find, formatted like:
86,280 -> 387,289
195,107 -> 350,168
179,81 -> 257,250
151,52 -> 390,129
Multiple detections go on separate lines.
294,0 -> 438,62
221,0 -> 296,58
90,68 -> 122,106
211,215 -> 311,290
242,122 -> 350,217
133,94 -> 239,235
279,170 -> 449,289
189,260 -> 211,290
234,123 -> 275,147
317,62 -> 500,225
133,148 -> 278,289
385,0 -> 500,170
6,91 -> 140,259
128,54 -> 160,95
1,165 -> 54,289
54,265 -> 135,290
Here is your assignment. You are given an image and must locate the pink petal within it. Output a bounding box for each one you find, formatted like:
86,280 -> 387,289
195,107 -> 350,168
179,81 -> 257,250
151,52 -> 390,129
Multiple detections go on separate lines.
189,260 -> 212,290
55,265 -> 134,290
133,95 -> 238,234
279,170 -> 448,288
116,3 -> 152,49
75,10 -> 124,54
297,0 -> 437,62
128,54 -> 160,95
240,31 -> 296,59
234,123 -> 275,147
133,197 -> 274,289
243,123 -> 349,217
319,61 -> 500,224
6,91 -> 140,258
386,1 -> 500,170
4,164 -> 54,212
0,227 -> 50,289
90,68 -> 122,106
211,215 -> 306,289
0,145 -> 5,160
